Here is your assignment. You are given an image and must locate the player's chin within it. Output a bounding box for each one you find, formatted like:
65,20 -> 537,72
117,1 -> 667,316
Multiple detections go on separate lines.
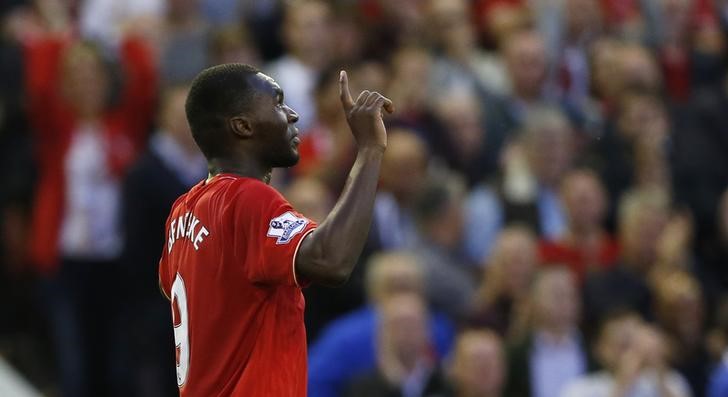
278,150 -> 300,168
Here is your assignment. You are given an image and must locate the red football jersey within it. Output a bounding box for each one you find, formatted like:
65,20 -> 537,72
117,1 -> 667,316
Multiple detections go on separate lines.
159,174 -> 317,397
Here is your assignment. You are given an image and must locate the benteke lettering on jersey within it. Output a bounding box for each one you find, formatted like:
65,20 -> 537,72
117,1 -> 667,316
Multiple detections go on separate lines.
159,175 -> 317,397
168,211 -> 210,253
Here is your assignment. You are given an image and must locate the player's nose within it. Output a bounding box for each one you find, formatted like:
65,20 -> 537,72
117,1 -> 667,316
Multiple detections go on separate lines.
285,105 -> 299,124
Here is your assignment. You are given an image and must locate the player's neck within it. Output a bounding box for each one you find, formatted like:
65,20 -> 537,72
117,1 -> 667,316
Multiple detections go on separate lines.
207,158 -> 272,184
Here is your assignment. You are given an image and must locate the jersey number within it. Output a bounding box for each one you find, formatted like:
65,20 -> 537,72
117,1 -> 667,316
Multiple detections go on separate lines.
172,273 -> 190,387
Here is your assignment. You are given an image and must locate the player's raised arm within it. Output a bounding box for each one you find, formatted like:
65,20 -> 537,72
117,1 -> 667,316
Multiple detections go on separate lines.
295,71 -> 394,286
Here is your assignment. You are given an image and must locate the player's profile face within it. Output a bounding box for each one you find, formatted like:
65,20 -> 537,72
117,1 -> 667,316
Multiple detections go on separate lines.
247,72 -> 301,168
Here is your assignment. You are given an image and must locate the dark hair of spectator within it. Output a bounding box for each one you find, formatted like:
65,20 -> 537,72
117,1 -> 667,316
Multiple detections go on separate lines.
185,63 -> 261,159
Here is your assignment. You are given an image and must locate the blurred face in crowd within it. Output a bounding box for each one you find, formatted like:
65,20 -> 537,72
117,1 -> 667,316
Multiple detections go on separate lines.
366,252 -> 425,306
596,314 -> 643,371
378,294 -> 431,370
388,47 -> 433,112
565,0 -> 602,39
617,94 -> 668,142
617,45 -> 662,94
532,268 -> 581,333
488,227 -> 537,297
211,25 -> 261,66
435,91 -> 485,160
162,86 -> 198,153
167,0 -> 200,22
561,170 -> 608,233
450,331 -> 506,397
62,43 -> 110,119
590,38 -> 623,100
428,0 -> 476,58
598,317 -> 670,373
429,188 -> 465,249
380,0 -> 427,38
283,0 -> 333,68
523,110 -> 575,187
484,4 -> 533,50
331,14 -> 366,63
284,177 -> 333,223
504,30 -> 547,100
381,129 -> 429,204
660,0 -> 693,42
315,63 -> 386,123
316,70 -> 349,123
654,272 -> 704,345
619,190 -> 670,270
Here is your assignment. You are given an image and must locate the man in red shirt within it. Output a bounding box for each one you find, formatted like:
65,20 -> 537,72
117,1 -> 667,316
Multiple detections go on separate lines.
158,63 -> 393,396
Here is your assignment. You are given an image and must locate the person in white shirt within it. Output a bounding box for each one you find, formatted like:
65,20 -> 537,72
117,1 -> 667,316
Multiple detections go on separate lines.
501,267 -> 587,397
561,312 -> 692,397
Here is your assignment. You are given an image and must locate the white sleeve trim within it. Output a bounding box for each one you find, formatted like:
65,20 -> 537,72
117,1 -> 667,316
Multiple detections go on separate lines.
292,228 -> 316,288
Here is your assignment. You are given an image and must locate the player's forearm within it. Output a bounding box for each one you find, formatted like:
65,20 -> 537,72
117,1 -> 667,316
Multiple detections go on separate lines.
296,147 -> 383,286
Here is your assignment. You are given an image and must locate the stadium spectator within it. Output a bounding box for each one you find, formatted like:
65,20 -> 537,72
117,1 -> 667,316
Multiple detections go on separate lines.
344,293 -> 451,397
25,25 -> 156,396
266,0 -> 334,131
78,0 -> 164,48
588,91 -> 672,227
588,38 -> 626,111
583,188 -> 670,334
369,129 -> 429,253
119,84 -> 205,397
284,176 -> 333,224
470,226 -> 537,339
464,106 -> 573,262
432,88 -> 500,186
674,102 -> 728,289
426,0 -> 510,96
295,64 -> 386,191
413,175 -> 477,322
546,0 -> 603,108
539,169 -> 619,283
448,329 -> 507,397
385,46 -> 444,151
484,29 -> 551,134
308,251 -> 455,397
504,267 -> 589,397
156,0 -> 212,85
561,313 -> 692,397
652,271 -> 709,396
208,24 -> 262,67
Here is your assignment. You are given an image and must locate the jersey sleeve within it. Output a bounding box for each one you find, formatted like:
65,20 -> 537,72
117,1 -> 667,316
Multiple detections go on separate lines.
234,181 -> 317,287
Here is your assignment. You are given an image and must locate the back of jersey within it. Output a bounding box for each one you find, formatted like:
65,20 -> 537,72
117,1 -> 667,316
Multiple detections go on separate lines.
159,174 -> 316,396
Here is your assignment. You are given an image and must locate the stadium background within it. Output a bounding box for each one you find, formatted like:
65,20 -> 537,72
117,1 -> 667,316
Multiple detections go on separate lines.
0,0 -> 728,396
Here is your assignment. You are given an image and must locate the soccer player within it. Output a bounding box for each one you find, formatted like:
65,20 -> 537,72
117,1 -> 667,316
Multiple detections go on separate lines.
158,63 -> 393,396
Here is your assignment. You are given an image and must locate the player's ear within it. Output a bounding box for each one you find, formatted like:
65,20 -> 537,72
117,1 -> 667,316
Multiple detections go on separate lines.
229,116 -> 253,139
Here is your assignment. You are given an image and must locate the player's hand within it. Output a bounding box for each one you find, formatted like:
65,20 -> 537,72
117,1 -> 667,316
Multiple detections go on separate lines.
339,70 -> 394,152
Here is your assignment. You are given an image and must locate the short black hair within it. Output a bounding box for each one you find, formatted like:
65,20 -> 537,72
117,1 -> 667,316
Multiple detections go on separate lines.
185,63 -> 261,159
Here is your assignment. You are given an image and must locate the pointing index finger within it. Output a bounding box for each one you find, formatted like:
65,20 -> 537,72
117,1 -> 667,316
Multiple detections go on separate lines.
339,70 -> 354,111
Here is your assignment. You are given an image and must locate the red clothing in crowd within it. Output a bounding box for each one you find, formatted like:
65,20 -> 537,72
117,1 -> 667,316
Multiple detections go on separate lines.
159,175 -> 317,396
24,34 -> 157,273
539,236 -> 620,283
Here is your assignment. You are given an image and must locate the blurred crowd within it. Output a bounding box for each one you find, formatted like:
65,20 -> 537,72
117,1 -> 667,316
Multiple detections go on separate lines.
1,0 -> 728,396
